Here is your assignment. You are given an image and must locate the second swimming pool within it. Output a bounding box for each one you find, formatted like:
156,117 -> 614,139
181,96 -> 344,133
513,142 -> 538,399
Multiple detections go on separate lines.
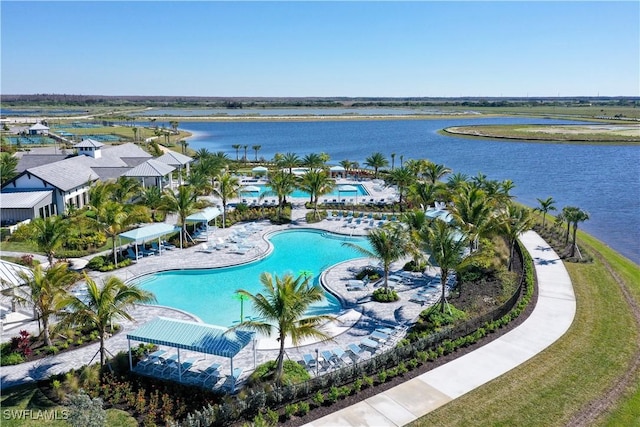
134,229 -> 372,326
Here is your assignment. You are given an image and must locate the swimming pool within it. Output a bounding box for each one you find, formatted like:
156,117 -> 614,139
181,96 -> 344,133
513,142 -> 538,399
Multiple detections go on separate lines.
240,183 -> 369,199
134,229 -> 371,326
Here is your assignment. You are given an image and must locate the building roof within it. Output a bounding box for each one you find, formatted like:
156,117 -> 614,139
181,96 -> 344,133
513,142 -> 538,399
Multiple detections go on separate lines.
186,207 -> 221,223
16,154 -> 70,173
0,190 -> 53,208
74,138 -> 104,149
0,259 -> 32,288
122,159 -> 175,177
101,143 -> 152,159
156,151 -> 193,167
26,156 -> 100,191
126,317 -> 255,358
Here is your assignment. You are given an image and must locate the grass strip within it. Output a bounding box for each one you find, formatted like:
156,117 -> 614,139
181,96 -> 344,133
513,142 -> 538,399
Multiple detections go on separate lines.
410,233 -> 640,427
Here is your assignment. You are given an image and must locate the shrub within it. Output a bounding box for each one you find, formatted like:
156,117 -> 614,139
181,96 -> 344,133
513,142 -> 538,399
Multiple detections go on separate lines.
419,304 -> 466,330
0,352 -> 24,365
327,386 -> 340,404
297,401 -> 310,416
66,391 -> 106,427
312,391 -> 325,407
87,256 -> 105,270
372,287 -> 399,302
283,403 -> 297,420
377,371 -> 388,383
265,408 -> 279,425
352,378 -> 363,393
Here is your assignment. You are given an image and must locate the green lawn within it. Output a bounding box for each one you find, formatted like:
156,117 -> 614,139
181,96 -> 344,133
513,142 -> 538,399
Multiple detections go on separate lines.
410,231 -> 640,426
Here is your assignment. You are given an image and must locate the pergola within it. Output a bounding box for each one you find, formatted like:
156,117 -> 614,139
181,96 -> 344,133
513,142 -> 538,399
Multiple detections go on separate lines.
185,207 -> 222,233
251,166 -> 268,177
126,317 -> 256,391
119,223 -> 182,258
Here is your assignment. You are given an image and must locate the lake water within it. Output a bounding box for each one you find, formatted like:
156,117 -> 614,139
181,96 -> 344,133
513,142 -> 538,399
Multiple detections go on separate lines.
163,117 -> 639,263
131,107 -> 467,117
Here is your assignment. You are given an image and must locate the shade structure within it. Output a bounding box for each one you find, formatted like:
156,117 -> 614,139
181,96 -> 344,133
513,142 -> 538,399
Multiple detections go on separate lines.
252,166 -> 268,175
126,316 -> 255,390
119,223 -> 180,245
185,207 -> 222,224
330,165 -> 345,171
242,185 -> 261,193
127,317 -> 255,358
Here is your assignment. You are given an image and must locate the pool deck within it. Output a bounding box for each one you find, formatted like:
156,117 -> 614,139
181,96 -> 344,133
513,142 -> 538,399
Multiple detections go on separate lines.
0,198 -> 576,427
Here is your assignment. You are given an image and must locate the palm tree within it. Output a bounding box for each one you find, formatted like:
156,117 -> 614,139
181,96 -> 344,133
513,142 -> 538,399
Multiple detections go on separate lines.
387,166 -> 415,211
252,145 -> 262,162
267,170 -> 297,219
186,169 -> 214,196
180,140 -> 189,154
132,127 -> 138,143
343,224 -> 410,292
161,185 -> 199,241
16,263 -> 78,347
112,177 -> 141,203
243,145 -> 249,163
409,181 -> 446,210
498,204 -> 534,271
423,162 -> 452,184
390,153 -> 396,170
169,121 -> 179,134
138,186 -> 163,221
560,206 -> 578,244
364,152 -> 388,179
29,216 -> 69,266
302,153 -> 324,170
419,220 -> 469,313
0,152 -> 19,185
566,207 -> 590,257
450,184 -> 496,252
64,274 -> 155,365
97,201 -> 150,266
235,272 -> 334,384
535,196 -> 557,229
446,172 -> 470,193
278,152 -> 301,174
298,170 -> 335,219
212,172 -> 241,228
339,159 -> 353,178
232,144 -> 241,161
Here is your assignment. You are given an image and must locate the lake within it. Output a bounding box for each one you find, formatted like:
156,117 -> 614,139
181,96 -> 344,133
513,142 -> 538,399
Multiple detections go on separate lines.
157,117 -> 639,263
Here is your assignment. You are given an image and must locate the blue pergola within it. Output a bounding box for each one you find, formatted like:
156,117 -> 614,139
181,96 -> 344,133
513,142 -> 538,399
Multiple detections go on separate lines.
126,317 -> 255,391
119,223 -> 182,258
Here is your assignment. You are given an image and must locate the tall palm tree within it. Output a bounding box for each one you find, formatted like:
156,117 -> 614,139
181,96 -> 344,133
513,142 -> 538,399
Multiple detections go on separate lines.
252,145 -> 262,162
243,145 -> 249,163
97,201 -> 150,266
161,185 -> 199,240
535,196 -> 557,229
235,272 -> 334,384
302,153 -> 324,170
446,172 -> 470,193
131,127 -> 138,143
298,169 -> 335,219
364,152 -> 389,179
339,159 -> 353,178
0,152 -> 18,185
560,206 -> 578,244
278,152 -> 301,174
390,153 -> 396,170
180,140 -> 189,154
64,274 -> 156,365
29,216 -> 69,266
112,177 -> 141,203
16,263 -> 78,347
498,204 -> 534,271
343,224 -> 410,292
409,181 -> 446,210
186,169 -> 214,196
450,184 -> 496,252
387,166 -> 415,211
232,144 -> 241,162
169,120 -> 179,134
419,220 -> 469,313
267,170 -> 297,219
138,186 -> 163,221
212,172 -> 241,228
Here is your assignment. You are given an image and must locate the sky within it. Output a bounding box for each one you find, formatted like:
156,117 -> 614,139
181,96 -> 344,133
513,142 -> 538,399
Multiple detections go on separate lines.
1,1 -> 638,97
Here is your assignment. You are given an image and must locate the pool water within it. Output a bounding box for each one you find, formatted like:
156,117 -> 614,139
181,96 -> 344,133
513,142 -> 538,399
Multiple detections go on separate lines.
135,229 -> 372,326
241,183 -> 369,199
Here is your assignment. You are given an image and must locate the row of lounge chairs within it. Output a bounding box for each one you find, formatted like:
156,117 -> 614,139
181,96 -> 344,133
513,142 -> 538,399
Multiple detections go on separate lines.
135,350 -> 243,390
125,241 -> 176,261
301,325 -> 408,372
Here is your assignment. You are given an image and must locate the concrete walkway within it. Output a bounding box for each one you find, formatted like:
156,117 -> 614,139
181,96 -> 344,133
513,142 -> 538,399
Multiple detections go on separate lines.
303,230 -> 576,426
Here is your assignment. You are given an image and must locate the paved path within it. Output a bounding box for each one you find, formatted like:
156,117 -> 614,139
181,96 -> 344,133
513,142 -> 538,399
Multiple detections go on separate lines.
303,230 -> 576,426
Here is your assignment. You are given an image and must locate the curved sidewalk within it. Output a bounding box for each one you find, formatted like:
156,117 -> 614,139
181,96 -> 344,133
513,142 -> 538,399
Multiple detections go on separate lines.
303,230 -> 576,427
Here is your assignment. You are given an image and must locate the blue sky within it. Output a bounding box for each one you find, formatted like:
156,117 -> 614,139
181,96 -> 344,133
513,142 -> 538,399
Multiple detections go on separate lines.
1,1 -> 638,97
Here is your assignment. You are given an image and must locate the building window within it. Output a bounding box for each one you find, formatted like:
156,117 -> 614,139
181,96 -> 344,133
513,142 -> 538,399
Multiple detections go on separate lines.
39,207 -> 44,218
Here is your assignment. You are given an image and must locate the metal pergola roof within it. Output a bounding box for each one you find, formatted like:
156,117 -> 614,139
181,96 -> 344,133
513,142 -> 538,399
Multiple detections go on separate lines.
185,207 -> 221,224
127,317 -> 255,358
119,223 -> 180,245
